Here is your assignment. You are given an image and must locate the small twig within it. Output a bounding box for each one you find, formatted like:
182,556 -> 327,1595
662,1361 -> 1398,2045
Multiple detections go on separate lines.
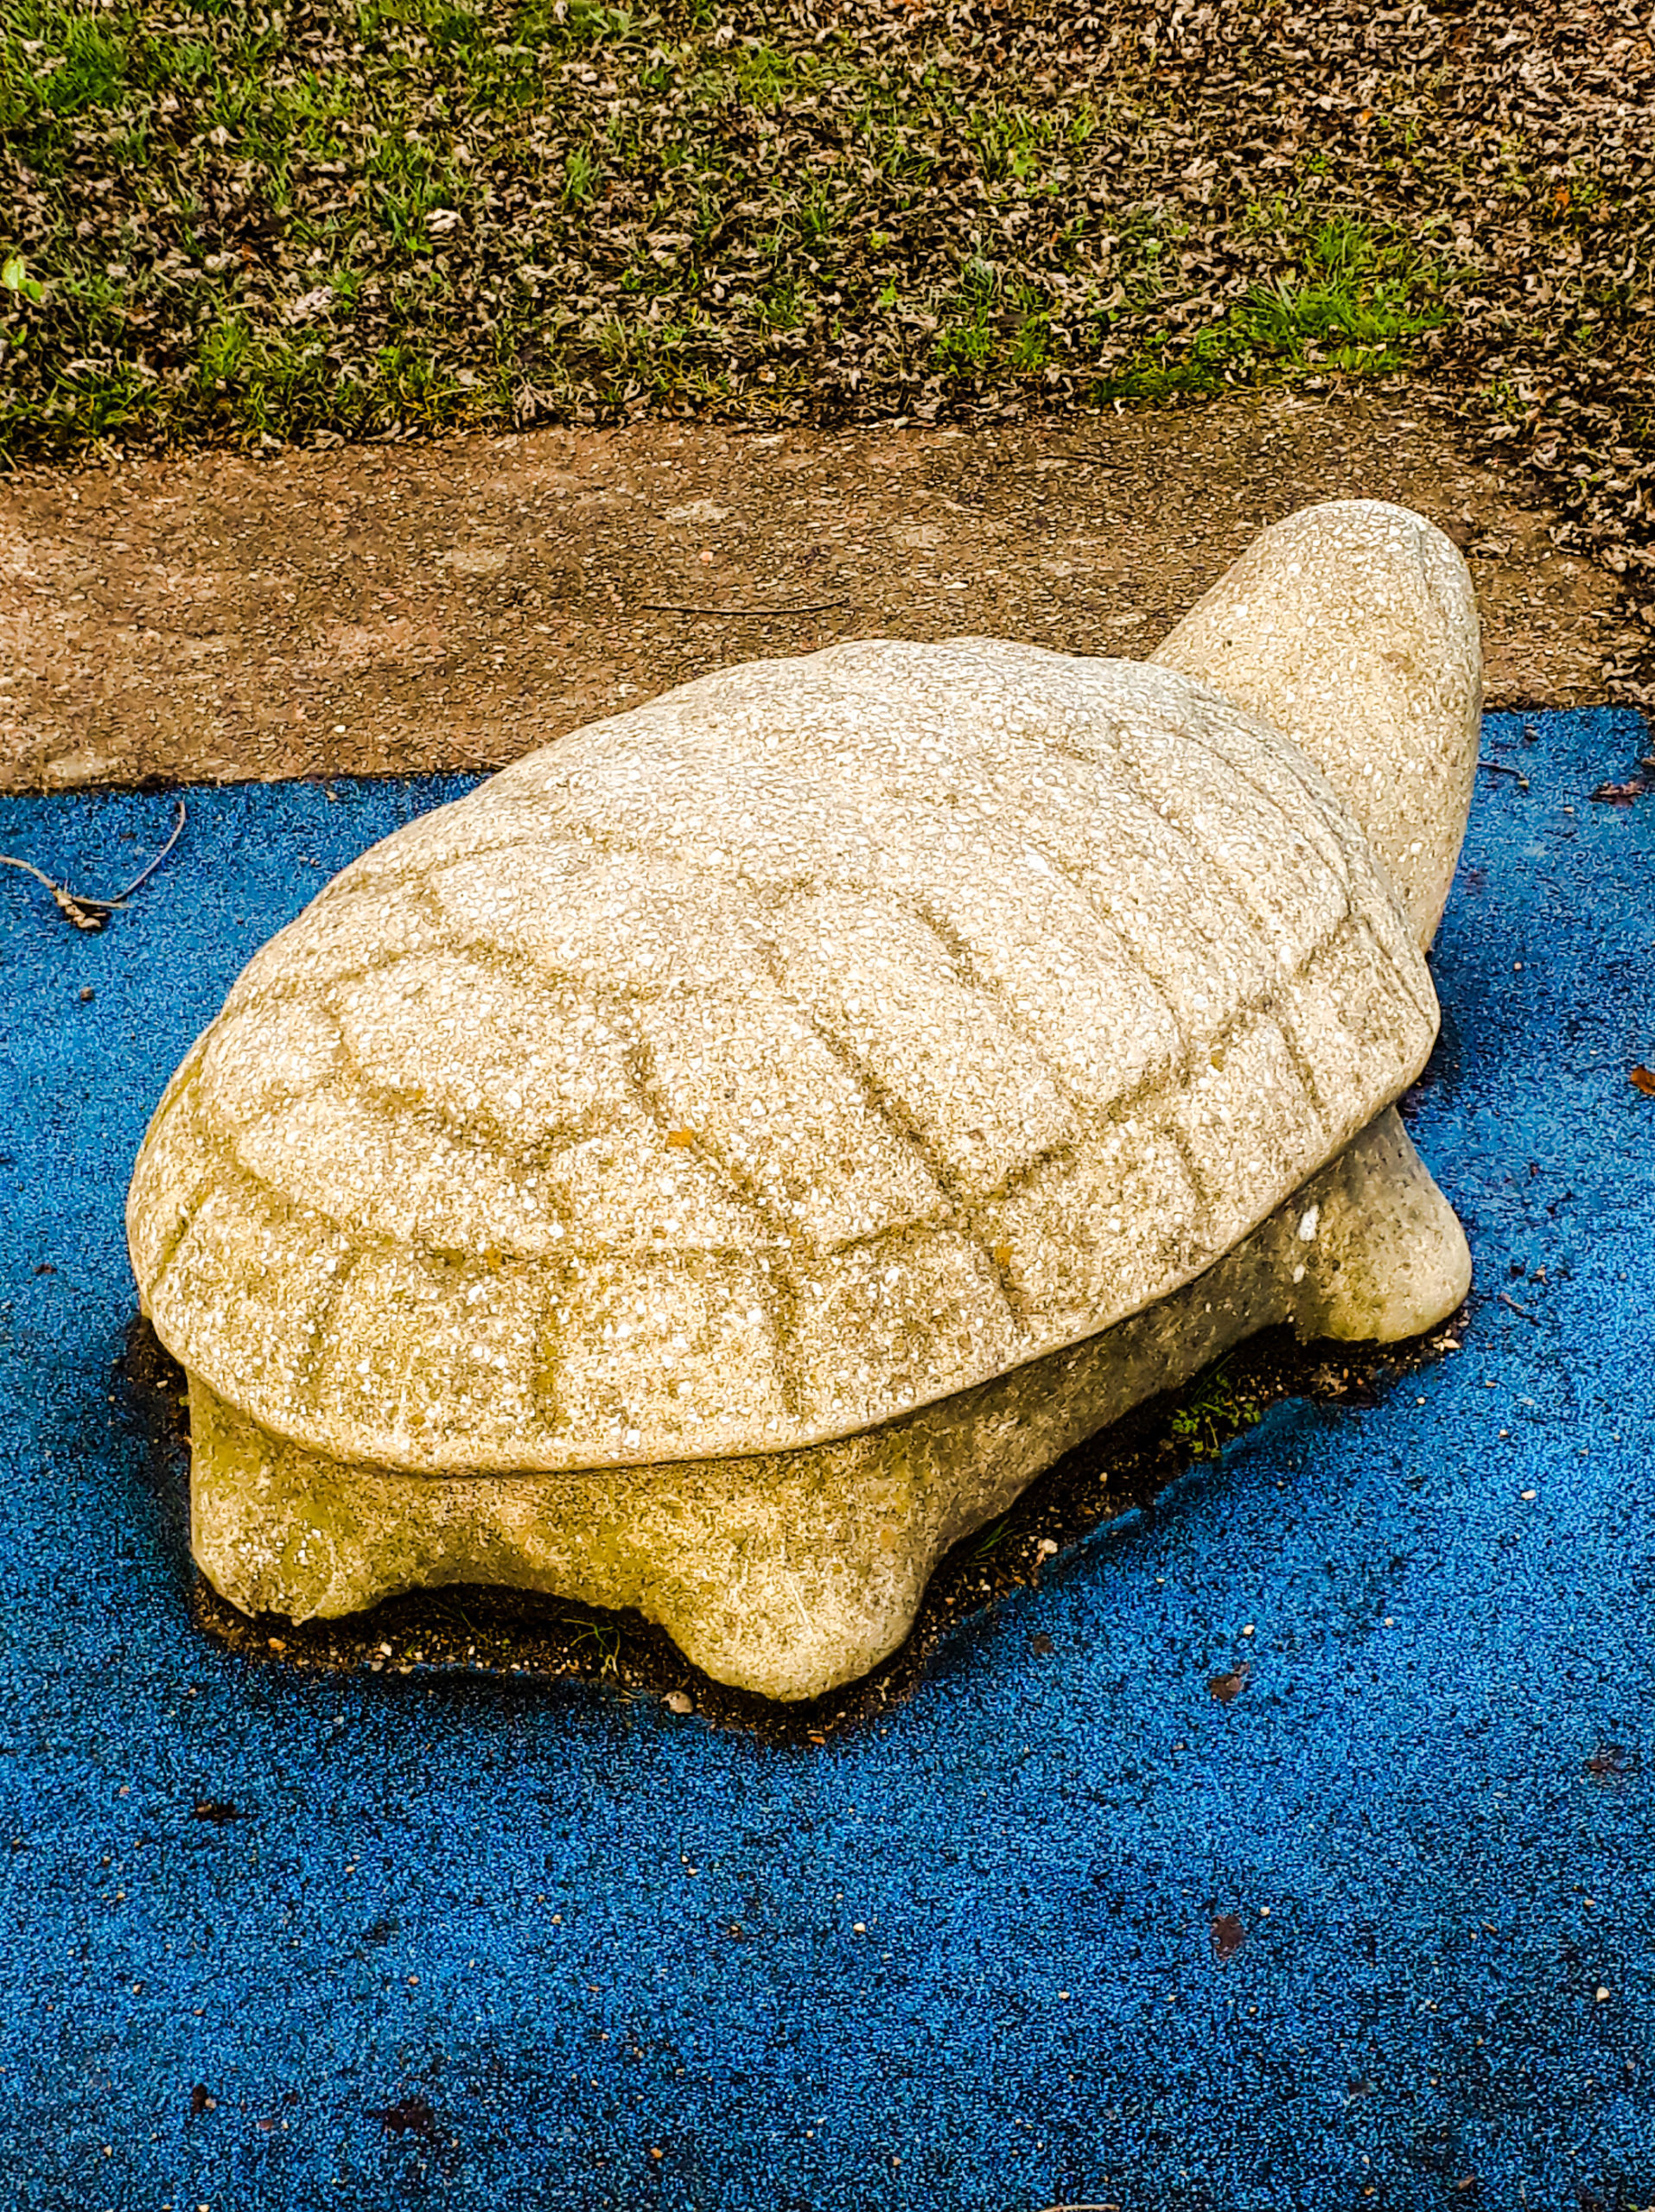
0,797 -> 186,931
107,798 -> 188,901
1498,1291 -> 1541,1323
1477,759 -> 1531,789
0,853 -> 106,931
640,599 -> 850,617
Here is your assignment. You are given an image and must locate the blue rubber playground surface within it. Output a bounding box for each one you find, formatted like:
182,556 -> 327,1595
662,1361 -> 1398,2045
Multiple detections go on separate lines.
1,707 -> 1652,2210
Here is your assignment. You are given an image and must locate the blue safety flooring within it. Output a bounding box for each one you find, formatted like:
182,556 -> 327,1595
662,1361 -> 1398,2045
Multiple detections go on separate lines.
0,706 -> 1652,2211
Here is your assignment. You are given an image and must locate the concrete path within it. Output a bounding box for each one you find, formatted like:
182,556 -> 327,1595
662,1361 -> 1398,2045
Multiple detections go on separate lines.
0,708 -> 1651,2208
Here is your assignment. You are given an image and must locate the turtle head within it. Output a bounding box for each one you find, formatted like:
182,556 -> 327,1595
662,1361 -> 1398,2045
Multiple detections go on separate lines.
1150,499 -> 1481,950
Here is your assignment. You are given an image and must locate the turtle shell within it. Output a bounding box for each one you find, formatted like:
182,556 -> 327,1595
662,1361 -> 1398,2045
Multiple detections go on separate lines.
129,640 -> 1438,1476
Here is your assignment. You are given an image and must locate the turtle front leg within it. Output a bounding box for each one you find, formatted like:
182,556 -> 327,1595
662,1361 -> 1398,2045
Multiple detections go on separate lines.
1266,1105 -> 1471,1344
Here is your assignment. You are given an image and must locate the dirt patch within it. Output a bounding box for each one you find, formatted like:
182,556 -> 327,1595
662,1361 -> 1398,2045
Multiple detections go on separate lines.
2,388 -> 1637,795
125,1300 -> 1466,1746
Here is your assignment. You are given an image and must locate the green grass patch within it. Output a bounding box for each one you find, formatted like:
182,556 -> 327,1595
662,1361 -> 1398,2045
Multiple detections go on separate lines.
1098,218 -> 1456,402
0,0 -> 1647,544
1167,1355 -> 1270,1464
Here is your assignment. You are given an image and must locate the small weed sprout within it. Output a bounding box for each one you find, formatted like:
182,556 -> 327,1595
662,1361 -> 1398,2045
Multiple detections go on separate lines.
560,1616 -> 623,1676
1168,1356 -> 1269,1461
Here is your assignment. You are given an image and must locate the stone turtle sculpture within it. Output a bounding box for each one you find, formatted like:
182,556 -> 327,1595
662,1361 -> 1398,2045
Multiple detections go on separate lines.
129,499 -> 1479,1701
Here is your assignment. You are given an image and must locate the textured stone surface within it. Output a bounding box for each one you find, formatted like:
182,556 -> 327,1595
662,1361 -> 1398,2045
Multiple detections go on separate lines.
128,498 -> 1480,1696
1152,498 -> 1481,945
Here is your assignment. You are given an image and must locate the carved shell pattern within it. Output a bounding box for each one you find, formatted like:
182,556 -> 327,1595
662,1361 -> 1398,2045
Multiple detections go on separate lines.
130,640 -> 1438,1474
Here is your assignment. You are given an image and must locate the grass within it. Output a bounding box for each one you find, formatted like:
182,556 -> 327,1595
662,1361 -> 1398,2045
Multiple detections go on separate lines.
0,0 -> 1652,676
559,1614 -> 624,1677
0,0 -> 1505,458
1112,218 -> 1455,397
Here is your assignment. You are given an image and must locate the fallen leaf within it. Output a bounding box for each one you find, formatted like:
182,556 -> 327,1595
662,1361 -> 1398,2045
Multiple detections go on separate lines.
191,1799 -> 243,1824
1030,1633 -> 1054,1656
1632,1065 -> 1655,1096
1590,779 -> 1648,804
369,2095 -> 436,2138
665,1128 -> 697,1147
1207,1659 -> 1251,1703
1211,1913 -> 1245,1959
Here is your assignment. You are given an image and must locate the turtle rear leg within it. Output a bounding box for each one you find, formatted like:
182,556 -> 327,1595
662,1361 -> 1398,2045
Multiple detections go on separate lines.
1272,1106 -> 1471,1344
